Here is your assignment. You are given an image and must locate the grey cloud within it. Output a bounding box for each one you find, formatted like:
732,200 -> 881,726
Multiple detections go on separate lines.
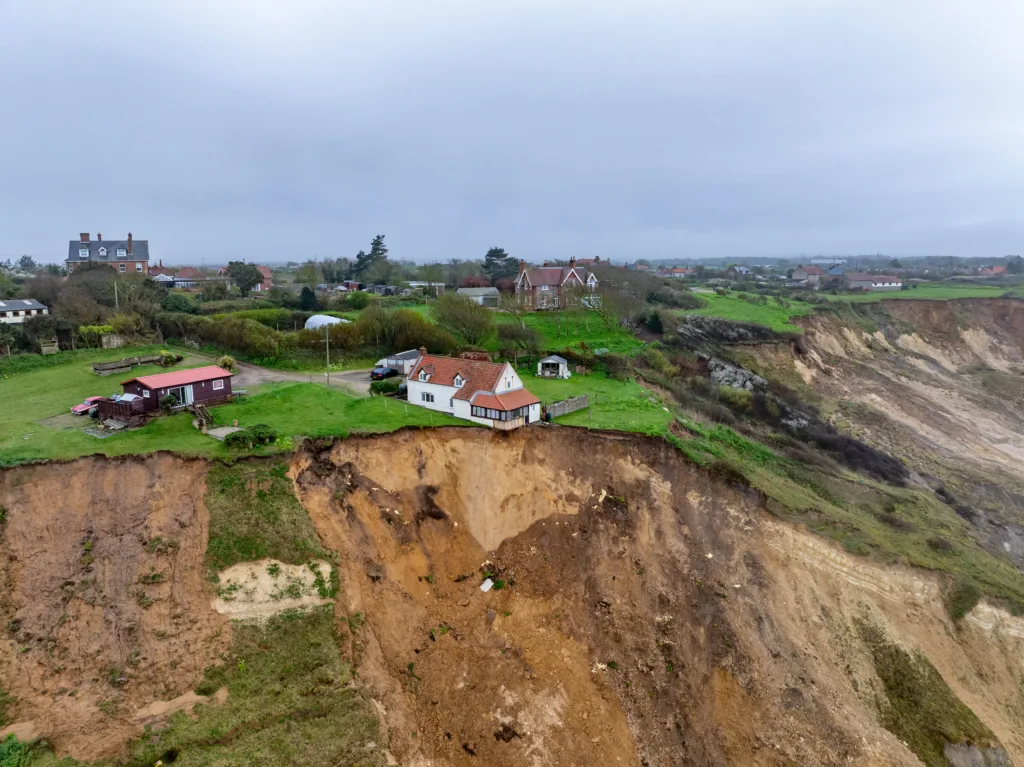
1,0 -> 1022,263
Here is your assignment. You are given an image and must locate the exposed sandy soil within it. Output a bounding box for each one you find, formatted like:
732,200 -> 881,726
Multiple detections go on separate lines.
749,298 -> 1024,565
0,454 -> 230,760
293,428 -> 1024,767
210,558 -> 334,620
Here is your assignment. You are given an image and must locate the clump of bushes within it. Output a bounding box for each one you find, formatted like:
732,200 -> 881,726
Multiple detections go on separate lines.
157,350 -> 182,367
945,579 -> 981,621
717,385 -> 753,413
370,378 -> 402,395
218,355 -> 237,372
224,423 -> 279,450
159,394 -> 179,412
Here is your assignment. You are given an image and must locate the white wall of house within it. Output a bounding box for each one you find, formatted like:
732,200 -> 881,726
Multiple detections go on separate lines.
407,379 -> 459,414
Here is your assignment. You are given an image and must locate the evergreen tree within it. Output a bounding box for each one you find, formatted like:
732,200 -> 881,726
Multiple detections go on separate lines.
482,247 -> 518,281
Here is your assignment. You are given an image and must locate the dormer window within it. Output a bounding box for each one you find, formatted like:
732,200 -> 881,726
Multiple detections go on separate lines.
454,375 -> 464,388
117,248 -> 127,258
419,370 -> 429,381
98,247 -> 107,256
79,248 -> 88,258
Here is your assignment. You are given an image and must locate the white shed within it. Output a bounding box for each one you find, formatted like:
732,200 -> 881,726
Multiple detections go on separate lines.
537,355 -> 571,379
304,314 -> 350,330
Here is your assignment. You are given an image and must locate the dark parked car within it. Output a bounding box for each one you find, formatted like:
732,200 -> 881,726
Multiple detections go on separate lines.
371,367 -> 399,380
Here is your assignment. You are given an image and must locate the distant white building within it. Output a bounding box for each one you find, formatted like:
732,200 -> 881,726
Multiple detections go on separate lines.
0,299 -> 48,324
456,286 -> 500,306
407,351 -> 540,430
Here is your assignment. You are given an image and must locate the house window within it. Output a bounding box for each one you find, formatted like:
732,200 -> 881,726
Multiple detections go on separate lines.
117,248 -> 127,257
119,263 -> 126,273
450,398 -> 454,408
136,263 -> 143,272
454,375 -> 463,387
212,380 -> 224,390
79,248 -> 88,258
98,247 -> 107,256
421,392 -> 434,403
143,389 -> 150,398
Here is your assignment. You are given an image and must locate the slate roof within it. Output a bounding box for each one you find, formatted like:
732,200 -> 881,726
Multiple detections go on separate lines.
67,238 -> 149,263
539,355 -> 567,364
0,299 -> 47,311
123,365 -> 233,389
845,273 -> 901,283
386,349 -> 423,361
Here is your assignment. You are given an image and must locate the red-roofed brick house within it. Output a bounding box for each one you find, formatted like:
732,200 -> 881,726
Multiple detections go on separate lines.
515,258 -> 598,310
407,350 -> 540,429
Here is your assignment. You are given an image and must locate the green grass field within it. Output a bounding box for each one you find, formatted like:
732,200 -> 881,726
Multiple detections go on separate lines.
494,311 -> 644,355
823,283 -> 1009,302
526,372 -> 673,434
0,350 -> 463,466
685,292 -> 817,332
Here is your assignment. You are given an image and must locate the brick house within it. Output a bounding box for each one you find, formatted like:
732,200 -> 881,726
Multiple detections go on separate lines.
514,258 -> 598,309
66,232 -> 148,275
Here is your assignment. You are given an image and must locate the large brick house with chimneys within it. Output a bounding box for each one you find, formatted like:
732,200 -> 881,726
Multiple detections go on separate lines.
514,258 -> 598,309
66,232 -> 149,275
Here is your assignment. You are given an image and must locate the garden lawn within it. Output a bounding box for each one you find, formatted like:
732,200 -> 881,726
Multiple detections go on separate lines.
525,372 -> 673,435
0,348 -> 217,465
686,293 -> 816,332
822,283 -> 1009,302
213,381 -> 465,437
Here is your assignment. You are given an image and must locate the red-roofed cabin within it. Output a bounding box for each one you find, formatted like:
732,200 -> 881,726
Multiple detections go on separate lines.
119,365 -> 234,412
407,350 -> 540,430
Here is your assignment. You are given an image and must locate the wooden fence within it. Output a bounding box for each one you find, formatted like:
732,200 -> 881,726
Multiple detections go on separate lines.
546,394 -> 589,419
92,354 -> 163,375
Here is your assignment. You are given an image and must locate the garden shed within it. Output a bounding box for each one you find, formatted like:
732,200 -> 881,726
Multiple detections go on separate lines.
537,355 -> 571,379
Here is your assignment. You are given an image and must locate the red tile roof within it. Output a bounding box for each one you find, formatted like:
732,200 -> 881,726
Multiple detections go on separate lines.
123,365 -> 233,389
409,355 -> 507,401
175,266 -> 206,279
472,388 -> 540,410
798,265 -> 825,275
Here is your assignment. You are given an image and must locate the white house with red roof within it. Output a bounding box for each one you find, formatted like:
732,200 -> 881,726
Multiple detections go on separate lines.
406,350 -> 540,430
514,258 -> 598,309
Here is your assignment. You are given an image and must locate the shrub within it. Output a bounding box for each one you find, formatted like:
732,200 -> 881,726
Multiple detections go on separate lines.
600,352 -> 632,379
161,292 -> 198,314
370,378 -> 402,395
218,355 -> 238,372
247,424 -> 278,445
159,394 -> 179,412
157,350 -> 181,367
639,347 -> 673,375
345,291 -> 372,310
717,385 -> 753,413
223,430 -> 252,449
945,578 -> 981,621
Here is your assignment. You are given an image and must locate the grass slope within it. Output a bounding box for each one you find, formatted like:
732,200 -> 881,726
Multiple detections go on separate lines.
824,283 -> 1009,303
124,607 -> 380,767
686,293 -> 816,331
204,461 -> 328,570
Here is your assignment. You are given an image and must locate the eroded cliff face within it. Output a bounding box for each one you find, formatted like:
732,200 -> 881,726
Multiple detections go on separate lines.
292,428 -> 1024,767
1,428 -> 1022,765
745,298 -> 1024,566
0,455 -> 229,759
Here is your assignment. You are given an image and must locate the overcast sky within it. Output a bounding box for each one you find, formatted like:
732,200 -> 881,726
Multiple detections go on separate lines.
2,0 -> 1023,264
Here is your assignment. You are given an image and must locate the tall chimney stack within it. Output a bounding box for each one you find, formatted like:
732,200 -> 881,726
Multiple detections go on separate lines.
97,232 -> 102,242
127,232 -> 133,255
569,257 -> 576,268
80,233 -> 90,243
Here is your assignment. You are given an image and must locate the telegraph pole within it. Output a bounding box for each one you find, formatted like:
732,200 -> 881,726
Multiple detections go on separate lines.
324,325 -> 330,388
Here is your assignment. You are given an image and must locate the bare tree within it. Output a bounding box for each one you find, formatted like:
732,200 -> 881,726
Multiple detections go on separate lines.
496,292 -> 528,328
431,293 -> 494,346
